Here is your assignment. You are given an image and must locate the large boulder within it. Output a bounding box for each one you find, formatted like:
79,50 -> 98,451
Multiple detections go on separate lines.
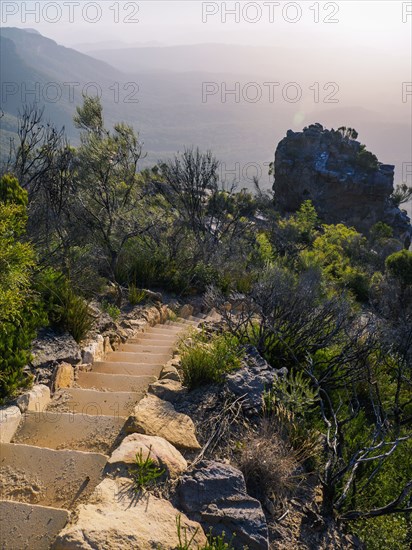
108,433 -> 187,478
54,477 -> 206,549
178,461 -> 269,550
127,395 -> 201,450
273,124 -> 412,245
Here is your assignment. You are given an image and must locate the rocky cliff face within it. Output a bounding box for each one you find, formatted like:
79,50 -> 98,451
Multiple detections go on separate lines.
273,123 -> 412,246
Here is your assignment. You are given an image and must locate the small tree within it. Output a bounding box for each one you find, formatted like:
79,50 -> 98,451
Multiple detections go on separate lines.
71,96 -> 156,303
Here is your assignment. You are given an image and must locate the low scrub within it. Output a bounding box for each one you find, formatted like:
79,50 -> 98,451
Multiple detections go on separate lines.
178,331 -> 242,390
238,421 -> 300,506
36,269 -> 93,343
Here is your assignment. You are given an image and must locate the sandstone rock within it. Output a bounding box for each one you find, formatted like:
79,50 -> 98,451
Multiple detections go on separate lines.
159,363 -> 181,382
148,379 -> 186,402
53,363 -> 74,390
108,433 -> 187,477
178,461 -> 269,550
82,334 -> 105,364
16,384 -> 50,413
0,405 -> 22,442
159,304 -> 170,323
143,306 -> 161,326
30,329 -> 81,369
103,336 -> 113,354
54,477 -> 206,549
273,123 -> 412,245
127,395 -> 201,450
226,346 -> 285,414
180,304 -> 194,319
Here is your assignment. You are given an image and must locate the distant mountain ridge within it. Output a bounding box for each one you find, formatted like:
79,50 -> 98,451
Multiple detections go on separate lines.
1,28 -> 410,199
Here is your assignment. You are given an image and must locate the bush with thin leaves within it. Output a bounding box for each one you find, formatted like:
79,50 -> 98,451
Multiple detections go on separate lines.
178,331 -> 242,390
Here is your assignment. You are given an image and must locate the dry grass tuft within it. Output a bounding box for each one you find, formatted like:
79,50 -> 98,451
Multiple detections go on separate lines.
238,420 -> 301,507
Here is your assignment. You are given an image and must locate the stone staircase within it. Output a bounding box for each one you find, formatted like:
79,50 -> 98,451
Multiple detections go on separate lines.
0,315 -> 204,550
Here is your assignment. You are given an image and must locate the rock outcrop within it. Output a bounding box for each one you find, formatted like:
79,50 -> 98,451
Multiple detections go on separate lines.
273,123 -> 412,246
178,460 -> 269,550
226,346 -> 287,414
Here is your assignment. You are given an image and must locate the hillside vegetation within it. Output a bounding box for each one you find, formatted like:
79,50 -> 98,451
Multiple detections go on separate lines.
1,98 -> 411,548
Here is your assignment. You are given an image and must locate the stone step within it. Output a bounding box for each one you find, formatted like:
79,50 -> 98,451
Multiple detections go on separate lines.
147,326 -> 186,335
76,372 -> 156,392
51,388 -> 141,416
0,500 -> 69,550
93,361 -> 163,377
119,343 -> 173,353
106,351 -> 170,364
128,335 -> 178,344
13,411 -> 126,454
187,314 -> 207,321
0,443 -> 106,508
165,320 -> 198,326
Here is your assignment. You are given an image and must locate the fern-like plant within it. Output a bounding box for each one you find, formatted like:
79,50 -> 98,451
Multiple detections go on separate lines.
130,446 -> 165,492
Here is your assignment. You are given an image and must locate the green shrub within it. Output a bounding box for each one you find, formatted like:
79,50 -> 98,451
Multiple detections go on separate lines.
101,299 -> 121,320
263,371 -> 321,463
36,269 -> 93,343
385,249 -> 412,286
130,447 -> 165,492
341,268 -> 370,302
179,331 -> 242,390
128,285 -> 147,305
0,175 -> 45,401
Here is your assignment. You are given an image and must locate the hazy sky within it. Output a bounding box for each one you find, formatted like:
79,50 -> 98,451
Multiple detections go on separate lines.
2,1 -> 411,50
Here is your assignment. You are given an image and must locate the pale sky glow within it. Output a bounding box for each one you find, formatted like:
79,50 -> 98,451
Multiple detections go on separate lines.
2,1 -> 410,49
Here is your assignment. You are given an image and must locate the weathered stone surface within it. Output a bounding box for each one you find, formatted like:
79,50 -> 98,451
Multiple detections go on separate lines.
127,395 -> 201,450
148,379 -> 186,402
53,363 -> 74,390
179,461 -> 269,550
81,334 -> 105,364
180,304 -> 194,319
0,405 -> 22,443
16,384 -> 50,413
0,501 -> 69,550
226,346 -> 284,414
142,306 -> 162,326
273,123 -> 412,246
109,433 -> 187,477
103,336 -> 113,354
159,363 -> 181,382
54,477 -> 206,549
30,328 -> 81,369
